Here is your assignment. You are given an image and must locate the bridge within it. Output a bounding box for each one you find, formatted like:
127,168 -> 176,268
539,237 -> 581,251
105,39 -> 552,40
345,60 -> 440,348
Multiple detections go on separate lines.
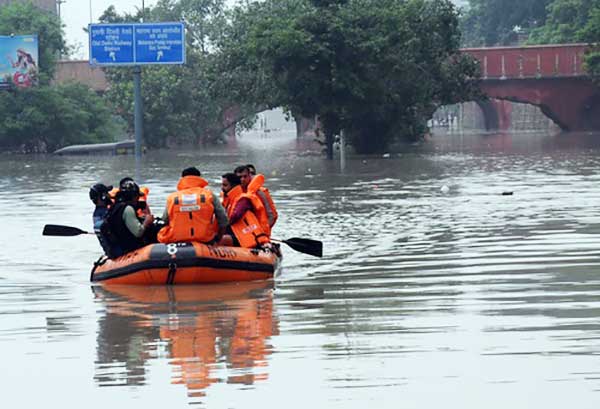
462,44 -> 600,131
55,43 -> 600,134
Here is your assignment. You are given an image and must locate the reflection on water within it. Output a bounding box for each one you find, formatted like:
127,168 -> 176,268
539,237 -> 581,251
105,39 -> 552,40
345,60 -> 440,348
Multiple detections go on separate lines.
93,282 -> 277,402
3,131 -> 600,407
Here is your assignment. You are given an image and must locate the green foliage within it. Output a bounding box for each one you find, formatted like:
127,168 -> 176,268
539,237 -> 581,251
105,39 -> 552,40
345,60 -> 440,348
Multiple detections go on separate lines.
0,83 -> 121,152
0,1 -> 66,84
225,0 -> 480,155
527,0 -> 600,83
528,0 -> 600,43
461,0 -> 552,46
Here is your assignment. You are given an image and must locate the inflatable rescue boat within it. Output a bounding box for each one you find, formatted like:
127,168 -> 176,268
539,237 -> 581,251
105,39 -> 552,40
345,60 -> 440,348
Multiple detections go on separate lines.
90,242 -> 281,285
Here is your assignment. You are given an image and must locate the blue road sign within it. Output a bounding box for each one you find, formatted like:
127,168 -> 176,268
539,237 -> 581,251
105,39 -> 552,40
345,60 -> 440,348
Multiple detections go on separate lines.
89,22 -> 185,66
135,23 -> 185,64
89,24 -> 134,65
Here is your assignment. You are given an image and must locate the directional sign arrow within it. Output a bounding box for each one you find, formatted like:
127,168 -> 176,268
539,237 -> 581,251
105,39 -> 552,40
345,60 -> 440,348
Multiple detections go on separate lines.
157,50 -> 163,61
109,51 -> 116,61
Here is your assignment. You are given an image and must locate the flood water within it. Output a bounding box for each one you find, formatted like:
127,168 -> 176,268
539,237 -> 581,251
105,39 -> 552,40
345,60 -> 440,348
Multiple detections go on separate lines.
2,130 -> 600,408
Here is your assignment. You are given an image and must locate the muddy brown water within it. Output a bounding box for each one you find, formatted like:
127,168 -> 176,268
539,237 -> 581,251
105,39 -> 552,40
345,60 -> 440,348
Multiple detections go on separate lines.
2,131 -> 600,408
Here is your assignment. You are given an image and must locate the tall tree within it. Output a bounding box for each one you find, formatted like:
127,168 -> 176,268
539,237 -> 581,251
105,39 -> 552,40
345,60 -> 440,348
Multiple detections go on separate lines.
461,0 -> 552,46
225,0 -> 480,156
527,0 -> 600,84
528,0 -> 600,44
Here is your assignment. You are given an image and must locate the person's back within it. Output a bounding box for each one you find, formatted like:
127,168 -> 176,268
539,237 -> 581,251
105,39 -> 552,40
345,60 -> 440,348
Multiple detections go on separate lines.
158,167 -> 228,244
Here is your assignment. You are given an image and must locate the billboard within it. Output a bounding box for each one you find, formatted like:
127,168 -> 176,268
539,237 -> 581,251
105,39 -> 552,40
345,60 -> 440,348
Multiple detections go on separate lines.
0,35 -> 39,89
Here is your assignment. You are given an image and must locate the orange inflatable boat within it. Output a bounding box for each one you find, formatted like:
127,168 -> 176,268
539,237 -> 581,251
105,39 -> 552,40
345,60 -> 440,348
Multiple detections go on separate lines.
90,242 -> 281,285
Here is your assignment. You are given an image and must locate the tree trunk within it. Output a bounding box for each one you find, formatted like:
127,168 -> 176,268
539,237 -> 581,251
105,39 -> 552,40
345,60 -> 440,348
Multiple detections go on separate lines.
295,115 -> 302,138
325,131 -> 334,160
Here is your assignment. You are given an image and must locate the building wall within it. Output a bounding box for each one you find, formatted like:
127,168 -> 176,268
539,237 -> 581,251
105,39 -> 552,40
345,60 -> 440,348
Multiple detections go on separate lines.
0,0 -> 56,13
53,60 -> 109,92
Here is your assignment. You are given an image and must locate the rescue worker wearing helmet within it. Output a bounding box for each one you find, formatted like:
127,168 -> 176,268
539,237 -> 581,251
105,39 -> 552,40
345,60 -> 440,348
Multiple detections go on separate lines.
89,183 -> 115,257
103,178 -> 155,258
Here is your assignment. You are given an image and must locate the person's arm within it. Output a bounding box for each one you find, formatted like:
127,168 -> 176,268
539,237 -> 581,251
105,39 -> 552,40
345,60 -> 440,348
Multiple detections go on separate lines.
228,197 -> 252,225
123,205 -> 152,238
212,195 -> 229,240
161,206 -> 169,225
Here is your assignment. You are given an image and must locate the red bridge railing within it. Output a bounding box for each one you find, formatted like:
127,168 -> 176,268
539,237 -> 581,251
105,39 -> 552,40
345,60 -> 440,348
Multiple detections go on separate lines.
462,44 -> 588,80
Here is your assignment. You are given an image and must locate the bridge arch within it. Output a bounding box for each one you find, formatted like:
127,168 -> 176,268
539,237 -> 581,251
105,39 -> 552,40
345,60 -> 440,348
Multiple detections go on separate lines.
462,44 -> 600,132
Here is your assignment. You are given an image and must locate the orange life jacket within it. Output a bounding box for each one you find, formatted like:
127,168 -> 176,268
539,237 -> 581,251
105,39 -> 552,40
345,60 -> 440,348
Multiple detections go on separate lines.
157,176 -> 217,244
220,190 -> 229,209
246,175 -> 272,236
258,186 -> 277,227
226,185 -> 270,248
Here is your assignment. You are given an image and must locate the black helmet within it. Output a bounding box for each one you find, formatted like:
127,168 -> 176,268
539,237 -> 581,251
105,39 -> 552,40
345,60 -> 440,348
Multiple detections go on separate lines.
119,177 -> 135,190
89,183 -> 113,203
117,179 -> 140,202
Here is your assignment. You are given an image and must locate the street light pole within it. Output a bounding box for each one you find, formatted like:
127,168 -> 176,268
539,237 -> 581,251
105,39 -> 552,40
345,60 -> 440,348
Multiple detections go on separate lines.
56,0 -> 66,58
56,0 -> 65,22
89,0 -> 92,24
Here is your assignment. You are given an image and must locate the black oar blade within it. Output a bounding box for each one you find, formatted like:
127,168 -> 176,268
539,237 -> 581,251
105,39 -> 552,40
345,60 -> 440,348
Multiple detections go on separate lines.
43,224 -> 89,237
283,237 -> 323,257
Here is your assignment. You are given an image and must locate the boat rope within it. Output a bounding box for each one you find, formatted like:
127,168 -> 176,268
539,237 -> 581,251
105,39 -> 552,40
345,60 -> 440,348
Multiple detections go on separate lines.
167,262 -> 177,285
90,255 -> 108,282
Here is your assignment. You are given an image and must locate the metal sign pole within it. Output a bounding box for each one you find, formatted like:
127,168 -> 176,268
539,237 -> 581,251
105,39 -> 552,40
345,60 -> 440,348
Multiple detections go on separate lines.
340,130 -> 346,171
133,66 -> 143,160
89,21 -> 185,169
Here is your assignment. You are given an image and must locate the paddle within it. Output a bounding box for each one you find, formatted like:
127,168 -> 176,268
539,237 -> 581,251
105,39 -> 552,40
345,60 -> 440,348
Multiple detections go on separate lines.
43,224 -> 323,257
273,237 -> 323,258
42,224 -> 94,236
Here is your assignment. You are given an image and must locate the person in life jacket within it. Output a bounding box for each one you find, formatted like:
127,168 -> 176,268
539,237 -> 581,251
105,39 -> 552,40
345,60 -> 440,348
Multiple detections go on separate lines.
109,177 -> 151,218
103,180 -> 155,258
235,165 -> 278,229
89,183 -> 116,257
157,167 -> 228,244
220,172 -> 270,249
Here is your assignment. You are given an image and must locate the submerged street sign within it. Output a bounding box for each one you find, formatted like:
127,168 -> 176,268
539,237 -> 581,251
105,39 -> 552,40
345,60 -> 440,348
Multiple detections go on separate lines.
89,22 -> 185,66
